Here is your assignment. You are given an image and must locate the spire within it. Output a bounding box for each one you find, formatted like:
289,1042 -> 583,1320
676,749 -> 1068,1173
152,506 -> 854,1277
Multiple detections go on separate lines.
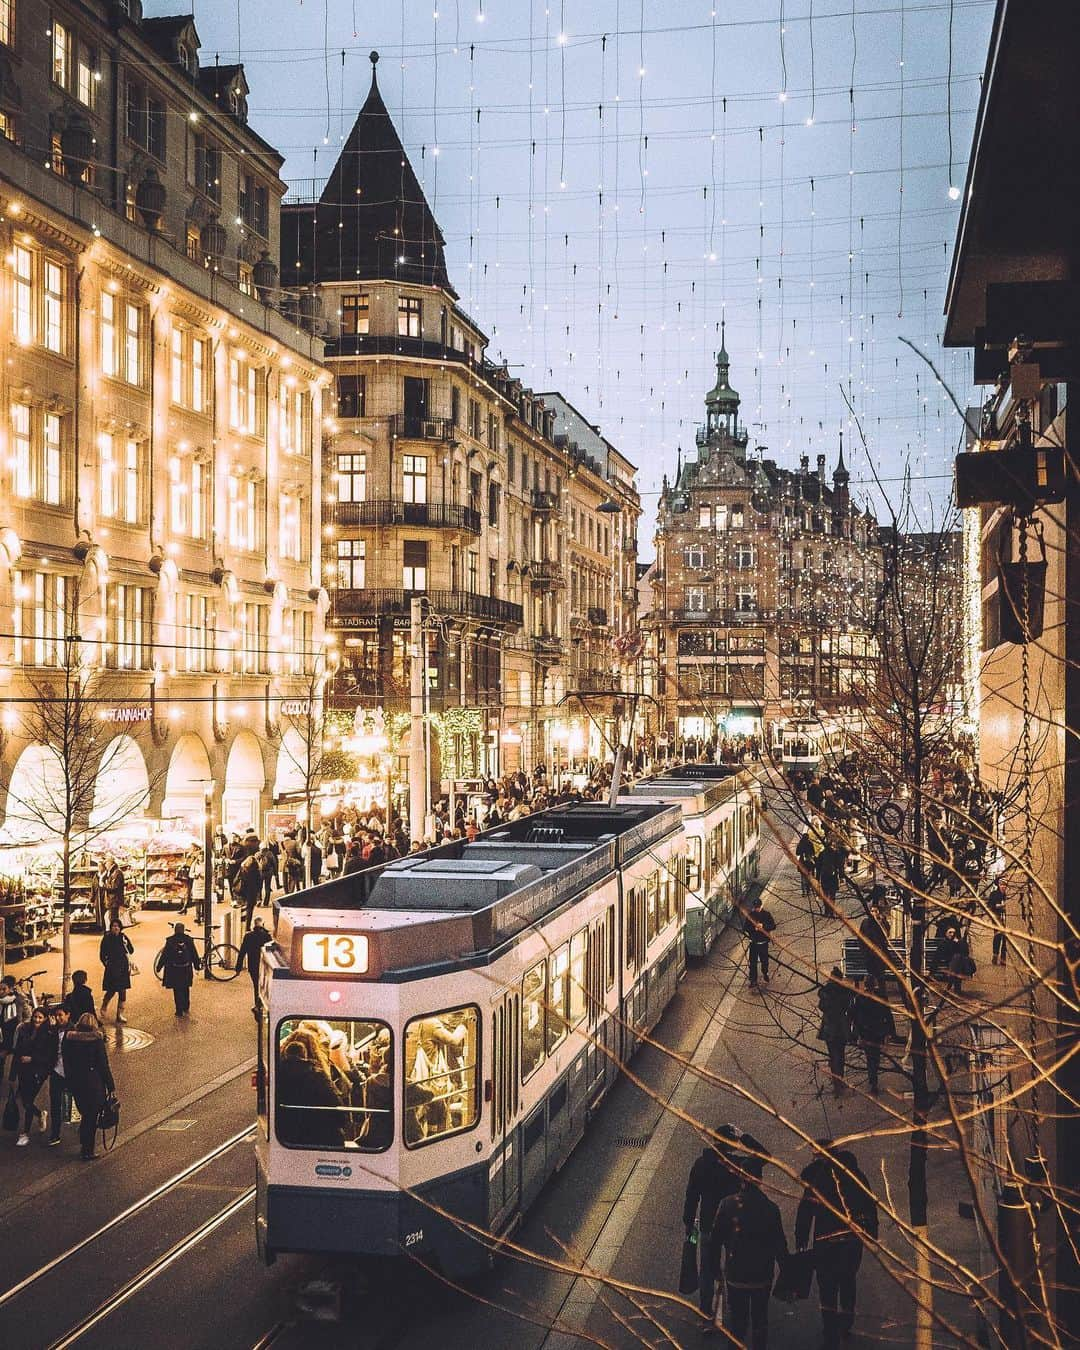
718,317 -> 729,366
833,429 -> 850,487
705,326 -> 739,411
282,50 -> 454,293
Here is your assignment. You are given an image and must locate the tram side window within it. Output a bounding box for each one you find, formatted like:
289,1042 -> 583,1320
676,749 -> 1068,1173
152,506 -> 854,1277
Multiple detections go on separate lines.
606,904 -> 616,989
403,1006 -> 480,1148
547,945 -> 569,1053
522,960 -> 546,1080
686,837 -> 702,893
626,888 -> 638,968
275,1017 -> 393,1152
645,873 -> 659,944
569,929 -> 587,1025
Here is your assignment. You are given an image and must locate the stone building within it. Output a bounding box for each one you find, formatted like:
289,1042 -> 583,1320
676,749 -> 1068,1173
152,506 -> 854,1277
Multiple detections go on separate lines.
0,0 -> 325,841
280,55 -> 640,778
646,334 -> 882,743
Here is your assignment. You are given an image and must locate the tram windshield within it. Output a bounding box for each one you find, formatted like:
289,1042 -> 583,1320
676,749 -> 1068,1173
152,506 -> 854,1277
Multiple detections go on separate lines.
275,1017 -> 393,1152
783,735 -> 813,759
403,1006 -> 480,1147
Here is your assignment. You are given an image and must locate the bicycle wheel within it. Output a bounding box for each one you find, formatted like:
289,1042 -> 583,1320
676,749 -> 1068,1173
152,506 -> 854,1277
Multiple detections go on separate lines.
207,943 -> 243,981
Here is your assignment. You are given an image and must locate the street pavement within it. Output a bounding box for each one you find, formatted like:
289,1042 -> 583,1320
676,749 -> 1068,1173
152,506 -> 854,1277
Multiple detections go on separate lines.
0,794 -> 1000,1348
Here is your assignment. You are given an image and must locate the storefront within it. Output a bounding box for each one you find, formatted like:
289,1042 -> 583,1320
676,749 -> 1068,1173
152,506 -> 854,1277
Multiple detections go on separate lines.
222,730 -> 266,834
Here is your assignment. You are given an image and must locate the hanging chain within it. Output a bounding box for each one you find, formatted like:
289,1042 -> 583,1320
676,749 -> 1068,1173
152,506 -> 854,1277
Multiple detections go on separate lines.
1018,512 -> 1038,1158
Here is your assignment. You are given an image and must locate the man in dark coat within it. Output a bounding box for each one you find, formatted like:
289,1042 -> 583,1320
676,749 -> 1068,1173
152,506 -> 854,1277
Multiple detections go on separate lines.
63,970 -> 96,1021
683,1126 -> 746,1320
236,851 -> 263,931
711,1174 -> 789,1347
852,974 -> 897,1095
743,895 -> 777,988
796,1145 -> 879,1348
155,923 -> 203,1015
236,917 -> 273,1014
102,858 -> 125,927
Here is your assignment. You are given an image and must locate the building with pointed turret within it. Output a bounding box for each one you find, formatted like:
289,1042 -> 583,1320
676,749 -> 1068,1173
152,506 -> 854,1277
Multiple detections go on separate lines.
281,54 -> 640,785
644,336 -> 883,744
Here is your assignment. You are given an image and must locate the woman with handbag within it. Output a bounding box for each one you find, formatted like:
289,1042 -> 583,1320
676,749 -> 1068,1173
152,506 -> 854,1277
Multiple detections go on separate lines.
100,918 -> 135,1024
8,1006 -> 52,1145
62,1013 -> 115,1161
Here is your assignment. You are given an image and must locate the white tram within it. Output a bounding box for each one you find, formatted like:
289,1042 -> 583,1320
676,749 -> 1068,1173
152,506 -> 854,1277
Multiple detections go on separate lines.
621,768 -> 762,958
779,714 -> 863,784
255,801 -> 685,1278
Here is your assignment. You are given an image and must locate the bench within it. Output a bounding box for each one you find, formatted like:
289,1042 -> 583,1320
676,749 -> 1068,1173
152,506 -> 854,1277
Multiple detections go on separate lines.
841,937 -> 941,984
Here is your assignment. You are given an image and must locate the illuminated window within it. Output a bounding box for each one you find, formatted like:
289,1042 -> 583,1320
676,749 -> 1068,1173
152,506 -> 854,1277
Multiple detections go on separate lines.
10,401 -> 31,497
238,262 -> 253,296
0,0 -> 12,47
275,1017 -> 393,1152
100,290 -> 118,376
397,295 -> 421,338
43,261 -> 63,352
123,302 -> 143,384
192,336 -> 206,412
569,929 -> 587,1026
15,570 -> 69,666
403,1007 -> 479,1147
170,328 -> 183,403
336,538 -> 365,588
341,293 -> 369,336
227,472 -> 262,551
336,452 -> 366,504
229,355 -> 261,434
521,960 -> 545,1080
181,593 -> 210,672
43,412 -> 61,505
106,583 -> 151,669
278,385 -> 306,455
99,433 -> 142,523
402,539 -> 427,591
234,601 -> 268,674
402,454 -> 427,504
12,245 -> 32,344
52,21 -> 70,87
278,488 -> 303,562
546,946 -> 569,1053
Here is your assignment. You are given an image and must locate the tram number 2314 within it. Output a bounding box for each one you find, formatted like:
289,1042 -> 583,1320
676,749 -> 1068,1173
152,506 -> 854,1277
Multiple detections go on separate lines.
300,931 -> 370,975
404,1229 -> 424,1249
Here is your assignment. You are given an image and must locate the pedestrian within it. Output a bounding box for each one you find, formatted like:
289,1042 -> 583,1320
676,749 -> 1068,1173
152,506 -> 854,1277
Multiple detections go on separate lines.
256,840 -> 278,906
342,841 -> 363,875
63,970 -> 96,1021
102,856 -> 125,927
236,849 -> 263,931
795,831 -> 817,899
62,1013 -> 115,1161
858,905 -> 891,981
986,882 -> 1007,965
237,916 -> 273,1014
187,846 -> 205,923
308,836 -> 323,885
710,1168 -> 789,1346
852,973 -> 896,1095
0,974 -> 29,1065
8,1006 -> 51,1145
743,895 -> 777,988
155,922 -> 203,1016
817,967 -> 853,1095
281,834 -> 304,893
796,1143 -> 878,1348
683,1126 -> 746,1324
44,1006 -> 71,1146
99,919 -> 135,1024
816,840 -> 844,913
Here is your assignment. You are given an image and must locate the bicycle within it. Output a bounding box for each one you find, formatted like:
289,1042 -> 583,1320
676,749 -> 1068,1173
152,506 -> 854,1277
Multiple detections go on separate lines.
17,969 -> 59,1012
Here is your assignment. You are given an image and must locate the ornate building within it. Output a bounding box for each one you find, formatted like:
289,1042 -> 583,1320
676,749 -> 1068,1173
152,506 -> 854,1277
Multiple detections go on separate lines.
0,0 -> 325,837
281,55 -> 640,778
646,335 -> 882,743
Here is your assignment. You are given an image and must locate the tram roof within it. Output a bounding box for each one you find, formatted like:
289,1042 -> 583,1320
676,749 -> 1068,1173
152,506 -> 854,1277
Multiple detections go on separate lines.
273,801 -> 682,976
621,771 -> 753,811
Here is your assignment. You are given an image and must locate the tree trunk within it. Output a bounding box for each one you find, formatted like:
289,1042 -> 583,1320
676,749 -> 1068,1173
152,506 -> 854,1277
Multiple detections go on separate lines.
61,831 -> 72,999
908,739 -> 933,1349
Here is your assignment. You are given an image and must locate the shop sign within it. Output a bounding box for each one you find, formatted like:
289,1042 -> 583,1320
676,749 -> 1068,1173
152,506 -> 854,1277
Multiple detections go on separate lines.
280,699 -> 312,717
335,616 -> 410,631
101,705 -> 152,725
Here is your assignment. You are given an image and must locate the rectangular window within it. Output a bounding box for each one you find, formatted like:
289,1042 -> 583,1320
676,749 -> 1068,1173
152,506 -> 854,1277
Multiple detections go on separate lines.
170,327 -> 183,404
107,583 -> 151,669
52,21 -> 70,87
227,473 -> 262,551
402,539 -> 427,591
403,1007 -> 479,1147
240,173 -> 269,237
191,336 -> 207,412
336,453 -> 366,504
278,385 -> 306,456
546,946 -> 569,1053
76,40 -> 94,109
699,505 -> 711,529
341,293 -> 370,336
12,245 -> 31,344
569,929 -> 587,1026
276,1016 -> 394,1152
235,601 -> 268,674
181,593 -> 210,672
397,295 -> 421,338
15,570 -> 69,666
686,836 -> 702,893
336,374 -> 364,419
278,490 -> 303,562
337,539 -> 365,589
43,260 -> 63,353
10,402 -> 31,498
123,438 -> 140,522
192,134 -> 221,203
0,0 -> 13,47
43,412 -> 61,505
402,454 -> 427,504
229,356 -> 260,434
123,302 -> 144,385
100,290 -> 118,376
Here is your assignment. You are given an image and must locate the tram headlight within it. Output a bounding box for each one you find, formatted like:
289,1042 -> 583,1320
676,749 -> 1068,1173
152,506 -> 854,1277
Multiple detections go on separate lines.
328,989 -> 342,1004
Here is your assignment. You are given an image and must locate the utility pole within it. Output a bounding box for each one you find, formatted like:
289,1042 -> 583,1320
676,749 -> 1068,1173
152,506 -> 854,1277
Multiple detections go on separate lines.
409,598 -> 425,844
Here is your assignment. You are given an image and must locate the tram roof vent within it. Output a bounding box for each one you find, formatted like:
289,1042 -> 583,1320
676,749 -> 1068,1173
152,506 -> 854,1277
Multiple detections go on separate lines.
367,858 -> 544,911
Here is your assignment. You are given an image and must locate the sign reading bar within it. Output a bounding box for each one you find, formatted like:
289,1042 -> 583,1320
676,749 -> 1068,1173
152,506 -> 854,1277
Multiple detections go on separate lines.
300,931 -> 369,975
101,705 -> 152,724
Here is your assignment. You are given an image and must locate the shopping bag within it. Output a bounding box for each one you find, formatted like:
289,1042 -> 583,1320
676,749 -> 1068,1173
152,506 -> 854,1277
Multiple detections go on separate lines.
2,1086 -> 19,1132
98,1093 -> 121,1151
773,1249 -> 815,1301
679,1231 -> 699,1294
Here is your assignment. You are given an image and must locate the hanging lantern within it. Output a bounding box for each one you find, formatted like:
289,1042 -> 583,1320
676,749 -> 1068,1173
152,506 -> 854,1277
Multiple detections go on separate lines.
135,167 -> 167,231
252,250 -> 278,302
60,112 -> 94,181
200,219 -> 227,262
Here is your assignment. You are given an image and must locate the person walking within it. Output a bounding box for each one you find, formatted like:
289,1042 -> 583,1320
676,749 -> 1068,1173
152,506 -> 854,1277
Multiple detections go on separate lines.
62,1013 -> 115,1161
743,895 -> 777,989
45,1006 -> 71,1146
256,840 -> 278,907
683,1126 -> 746,1324
237,917 -> 273,1014
99,919 -> 134,1024
155,923 -> 203,1016
308,836 -> 323,886
986,881 -> 1008,965
63,970 -> 96,1022
817,968 -> 853,1095
236,850 -> 263,932
858,905 -> 891,981
796,1144 -> 879,1348
710,1169 -> 789,1347
852,974 -> 896,1096
795,831 -> 817,899
9,1007 -> 52,1145
102,856 -> 125,927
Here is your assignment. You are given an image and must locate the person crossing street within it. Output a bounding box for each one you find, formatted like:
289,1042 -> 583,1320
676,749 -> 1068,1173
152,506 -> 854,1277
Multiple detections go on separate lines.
155,923 -> 203,1016
743,894 -> 777,988
237,917 -> 273,1015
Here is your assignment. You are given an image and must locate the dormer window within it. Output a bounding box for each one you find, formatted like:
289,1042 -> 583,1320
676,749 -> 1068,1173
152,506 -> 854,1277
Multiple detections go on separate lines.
177,42 -> 195,74
229,87 -> 247,120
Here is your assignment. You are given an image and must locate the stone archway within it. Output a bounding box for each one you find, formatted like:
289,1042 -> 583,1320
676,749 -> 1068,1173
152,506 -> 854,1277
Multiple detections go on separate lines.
222,729 -> 265,834
162,732 -> 213,826
1,742 -> 66,842
89,733 -> 150,830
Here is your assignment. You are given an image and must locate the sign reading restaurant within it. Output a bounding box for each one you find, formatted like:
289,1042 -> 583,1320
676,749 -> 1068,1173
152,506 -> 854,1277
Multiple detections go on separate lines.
100,705 -> 153,724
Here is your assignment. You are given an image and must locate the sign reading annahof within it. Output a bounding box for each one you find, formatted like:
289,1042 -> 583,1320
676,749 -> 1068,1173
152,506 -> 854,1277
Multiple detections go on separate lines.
100,705 -> 153,724
300,931 -> 369,975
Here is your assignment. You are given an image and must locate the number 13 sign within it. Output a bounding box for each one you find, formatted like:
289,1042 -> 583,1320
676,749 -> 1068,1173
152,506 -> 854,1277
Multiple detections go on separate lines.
300,932 -> 370,975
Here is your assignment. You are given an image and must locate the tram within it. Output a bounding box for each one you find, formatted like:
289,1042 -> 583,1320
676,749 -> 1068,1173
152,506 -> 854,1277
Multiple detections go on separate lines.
779,714 -> 863,784
255,801 -> 686,1278
622,768 -> 762,957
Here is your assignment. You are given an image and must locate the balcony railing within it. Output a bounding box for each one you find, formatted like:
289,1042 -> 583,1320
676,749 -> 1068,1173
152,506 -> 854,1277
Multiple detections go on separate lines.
671,607 -> 772,625
531,489 -> 558,512
528,560 -> 565,585
330,500 -> 481,533
388,413 -> 456,443
587,607 -> 609,627
333,588 -> 523,626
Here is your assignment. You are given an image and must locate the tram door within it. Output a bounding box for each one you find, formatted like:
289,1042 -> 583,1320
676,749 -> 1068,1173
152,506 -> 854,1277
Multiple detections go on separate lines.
488,990 -> 520,1229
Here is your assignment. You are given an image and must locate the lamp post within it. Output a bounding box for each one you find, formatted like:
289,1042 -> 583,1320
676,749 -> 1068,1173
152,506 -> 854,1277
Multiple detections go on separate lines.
203,785 -> 213,979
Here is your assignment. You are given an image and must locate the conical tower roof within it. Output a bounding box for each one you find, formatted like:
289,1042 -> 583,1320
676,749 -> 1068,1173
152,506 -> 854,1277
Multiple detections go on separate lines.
283,52 -> 453,293
833,432 -> 850,485
705,321 -> 739,411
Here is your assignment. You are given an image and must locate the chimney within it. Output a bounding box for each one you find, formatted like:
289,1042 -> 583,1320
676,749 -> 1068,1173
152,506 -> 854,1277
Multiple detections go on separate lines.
816,453 -> 826,484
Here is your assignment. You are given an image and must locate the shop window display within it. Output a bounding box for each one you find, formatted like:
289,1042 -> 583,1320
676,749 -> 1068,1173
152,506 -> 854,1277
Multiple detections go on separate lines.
403,1007 -> 479,1147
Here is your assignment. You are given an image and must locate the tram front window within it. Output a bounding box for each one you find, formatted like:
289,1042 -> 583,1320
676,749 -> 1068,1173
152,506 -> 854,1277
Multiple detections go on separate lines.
404,1006 -> 480,1147
275,1017 -> 393,1152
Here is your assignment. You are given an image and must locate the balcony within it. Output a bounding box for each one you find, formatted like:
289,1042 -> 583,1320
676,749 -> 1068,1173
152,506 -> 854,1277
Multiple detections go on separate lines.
531,489 -> 558,513
575,672 -> 622,694
330,500 -> 481,534
531,634 -> 562,660
528,560 -> 565,586
587,607 -> 609,628
671,607 -> 771,625
388,413 -> 456,443
333,588 -> 523,627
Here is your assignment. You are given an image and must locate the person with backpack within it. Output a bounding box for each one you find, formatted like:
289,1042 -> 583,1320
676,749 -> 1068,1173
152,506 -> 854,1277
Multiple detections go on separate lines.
256,841 -> 278,907
62,1013 -> 114,1161
796,1143 -> 879,1348
155,923 -> 203,1015
683,1126 -> 748,1322
236,850 -> 263,932
743,895 -> 777,988
710,1167 -> 789,1346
